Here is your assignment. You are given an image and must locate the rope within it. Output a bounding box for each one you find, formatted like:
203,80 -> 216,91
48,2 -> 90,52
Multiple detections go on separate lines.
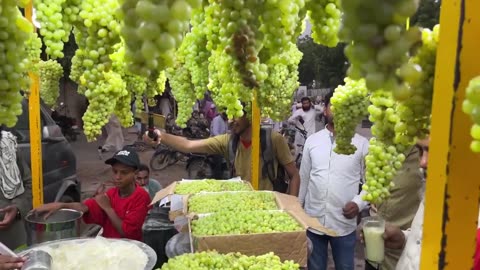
0,131 -> 24,199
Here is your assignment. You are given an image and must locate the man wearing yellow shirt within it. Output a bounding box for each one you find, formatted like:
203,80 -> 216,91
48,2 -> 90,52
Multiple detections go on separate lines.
144,112 -> 300,195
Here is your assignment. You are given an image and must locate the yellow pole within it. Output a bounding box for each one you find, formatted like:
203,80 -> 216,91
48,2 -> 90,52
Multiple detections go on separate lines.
421,0 -> 480,269
251,90 -> 261,190
25,2 -> 44,207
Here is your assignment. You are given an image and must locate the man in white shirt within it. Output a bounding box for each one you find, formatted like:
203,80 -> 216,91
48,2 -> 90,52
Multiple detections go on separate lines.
210,112 -> 228,136
288,97 -> 324,159
299,91 -> 369,270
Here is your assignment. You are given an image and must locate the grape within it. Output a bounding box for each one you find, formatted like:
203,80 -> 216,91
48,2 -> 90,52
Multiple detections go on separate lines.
362,138 -> 404,203
166,65 -> 195,127
306,0 -> 341,47
188,191 -> 277,214
118,0 -> 201,77
191,210 -> 303,236
174,180 -> 252,195
37,60 -> 64,107
340,0 -> 422,92
463,76 -> 480,153
34,0 -> 72,58
394,25 -> 439,145
0,4 -> 31,127
25,32 -> 42,73
161,251 -> 300,270
331,78 -> 369,155
82,71 -> 126,140
257,43 -> 303,121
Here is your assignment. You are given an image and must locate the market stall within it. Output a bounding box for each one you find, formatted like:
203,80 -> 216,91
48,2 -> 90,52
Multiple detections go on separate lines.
1,0 -> 478,269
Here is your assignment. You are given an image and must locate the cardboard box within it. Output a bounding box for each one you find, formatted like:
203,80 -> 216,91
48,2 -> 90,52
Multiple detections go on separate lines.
188,208 -> 336,266
180,191 -> 280,215
150,177 -> 253,205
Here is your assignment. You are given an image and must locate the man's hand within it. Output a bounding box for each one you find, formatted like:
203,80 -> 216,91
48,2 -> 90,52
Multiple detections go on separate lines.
383,223 -> 406,249
143,129 -> 162,146
0,206 -> 18,230
0,255 -> 25,270
31,202 -> 64,220
342,201 -> 359,219
95,194 -> 111,211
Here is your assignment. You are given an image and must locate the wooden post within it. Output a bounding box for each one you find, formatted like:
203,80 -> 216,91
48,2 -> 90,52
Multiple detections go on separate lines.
421,0 -> 480,268
251,90 -> 261,190
25,2 -> 44,207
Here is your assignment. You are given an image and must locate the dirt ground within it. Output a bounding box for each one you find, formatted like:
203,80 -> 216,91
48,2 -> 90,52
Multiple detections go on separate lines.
72,128 -> 366,269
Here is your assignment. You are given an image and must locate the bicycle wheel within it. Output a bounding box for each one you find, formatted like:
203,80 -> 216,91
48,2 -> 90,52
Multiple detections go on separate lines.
150,150 -> 172,171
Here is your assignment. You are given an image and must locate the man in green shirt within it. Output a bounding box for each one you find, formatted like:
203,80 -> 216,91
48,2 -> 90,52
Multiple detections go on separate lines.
144,113 -> 300,195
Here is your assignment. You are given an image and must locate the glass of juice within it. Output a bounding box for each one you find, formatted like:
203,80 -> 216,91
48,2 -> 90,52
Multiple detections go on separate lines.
362,216 -> 385,263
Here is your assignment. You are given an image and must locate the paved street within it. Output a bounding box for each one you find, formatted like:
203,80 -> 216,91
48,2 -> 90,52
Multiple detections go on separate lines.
71,129 -> 365,269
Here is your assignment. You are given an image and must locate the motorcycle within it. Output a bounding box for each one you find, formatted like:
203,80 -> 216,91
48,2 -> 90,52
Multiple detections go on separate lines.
51,103 -> 80,142
149,146 -> 229,179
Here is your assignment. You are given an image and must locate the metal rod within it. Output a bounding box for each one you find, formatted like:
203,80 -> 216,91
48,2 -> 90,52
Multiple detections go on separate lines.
25,1 -> 44,207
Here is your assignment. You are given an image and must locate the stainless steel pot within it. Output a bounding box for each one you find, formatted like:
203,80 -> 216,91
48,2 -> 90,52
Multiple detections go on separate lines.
25,209 -> 83,246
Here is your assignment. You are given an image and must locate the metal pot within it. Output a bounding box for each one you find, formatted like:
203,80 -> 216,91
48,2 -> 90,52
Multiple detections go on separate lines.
25,209 -> 83,246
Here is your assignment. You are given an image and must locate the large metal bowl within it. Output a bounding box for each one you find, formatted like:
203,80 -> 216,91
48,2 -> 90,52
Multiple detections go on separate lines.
17,237 -> 157,270
24,209 -> 83,245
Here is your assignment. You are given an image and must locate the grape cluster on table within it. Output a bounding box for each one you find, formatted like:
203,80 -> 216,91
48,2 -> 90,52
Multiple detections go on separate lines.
188,191 -> 277,214
174,180 -> 252,195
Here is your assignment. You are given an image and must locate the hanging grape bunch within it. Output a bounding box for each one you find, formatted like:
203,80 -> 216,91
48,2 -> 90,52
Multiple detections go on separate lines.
118,0 -> 203,77
34,0 -> 72,58
340,0 -> 422,93
0,4 -> 32,127
463,76 -> 480,153
306,0 -> 342,47
331,78 -> 369,155
394,25 -> 439,146
38,60 -> 64,107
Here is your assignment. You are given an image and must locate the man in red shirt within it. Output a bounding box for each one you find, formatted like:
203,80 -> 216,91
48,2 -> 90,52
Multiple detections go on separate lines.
32,148 -> 151,241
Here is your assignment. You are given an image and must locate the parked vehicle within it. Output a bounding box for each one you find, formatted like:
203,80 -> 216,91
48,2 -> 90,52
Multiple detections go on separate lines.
149,146 -> 229,179
51,103 -> 80,142
294,124 -> 308,169
10,99 -> 81,203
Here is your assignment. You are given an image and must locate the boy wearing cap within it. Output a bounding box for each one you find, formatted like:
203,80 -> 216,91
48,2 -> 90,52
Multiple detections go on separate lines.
32,149 -> 151,241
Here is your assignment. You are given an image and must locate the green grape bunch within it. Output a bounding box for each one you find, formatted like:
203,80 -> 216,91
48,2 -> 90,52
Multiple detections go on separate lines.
117,0 -> 202,77
341,0 -> 422,92
38,60 -> 64,107
188,191 -> 277,214
82,71 -> 126,140
174,180 -> 252,194
394,25 -> 439,146
34,0 -> 72,58
462,76 -> 480,153
362,138 -> 405,203
306,0 -> 342,47
0,5 -> 32,127
25,32 -> 42,74
166,65 -> 196,127
331,78 -> 369,155
191,210 -> 303,236
161,251 -> 300,270
258,43 -> 303,121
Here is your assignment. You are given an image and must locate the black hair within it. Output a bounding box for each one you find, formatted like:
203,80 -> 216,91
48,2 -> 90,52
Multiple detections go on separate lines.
301,97 -> 311,103
138,164 -> 150,173
324,91 -> 334,107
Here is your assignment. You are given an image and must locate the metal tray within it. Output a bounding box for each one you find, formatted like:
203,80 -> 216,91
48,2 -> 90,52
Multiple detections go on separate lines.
17,237 -> 157,270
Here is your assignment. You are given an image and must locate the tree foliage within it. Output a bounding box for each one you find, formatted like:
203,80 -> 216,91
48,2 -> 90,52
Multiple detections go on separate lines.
297,36 -> 348,88
411,0 -> 441,29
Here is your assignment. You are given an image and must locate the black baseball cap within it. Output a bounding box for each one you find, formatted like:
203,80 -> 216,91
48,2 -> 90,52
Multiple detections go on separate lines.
105,148 -> 140,169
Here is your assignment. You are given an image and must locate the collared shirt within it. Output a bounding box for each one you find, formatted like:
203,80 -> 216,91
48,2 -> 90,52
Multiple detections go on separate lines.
288,105 -> 323,138
210,115 -> 228,136
299,128 -> 369,236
